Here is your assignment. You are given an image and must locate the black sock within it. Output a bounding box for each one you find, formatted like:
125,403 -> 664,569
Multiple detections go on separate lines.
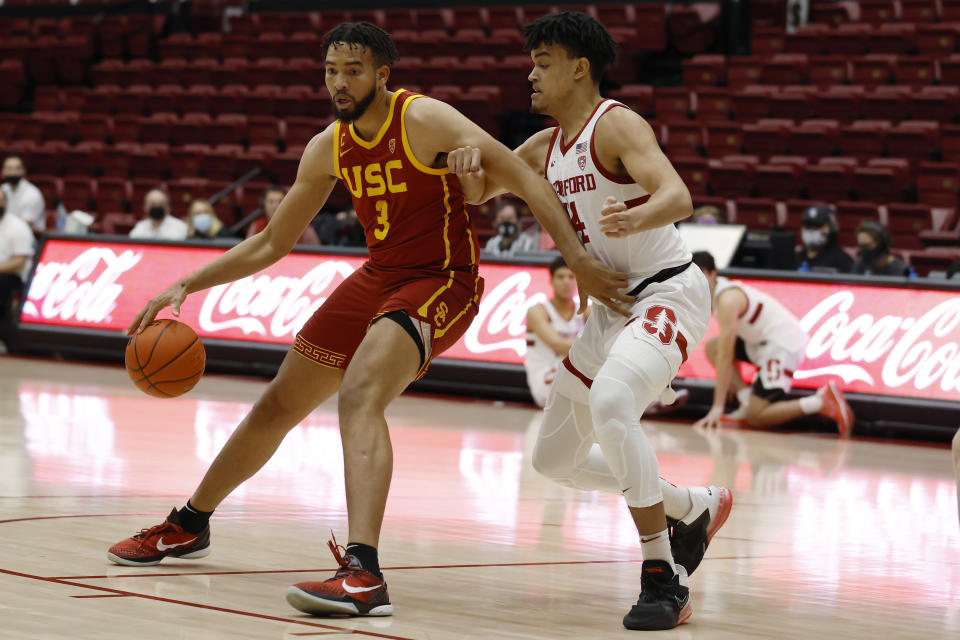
346,542 -> 382,578
177,500 -> 213,534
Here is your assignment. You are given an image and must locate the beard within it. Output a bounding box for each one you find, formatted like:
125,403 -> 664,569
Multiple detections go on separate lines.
332,85 -> 378,123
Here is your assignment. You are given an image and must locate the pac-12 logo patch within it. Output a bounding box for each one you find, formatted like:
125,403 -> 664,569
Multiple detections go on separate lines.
388,138 -> 396,154
578,155 -> 587,170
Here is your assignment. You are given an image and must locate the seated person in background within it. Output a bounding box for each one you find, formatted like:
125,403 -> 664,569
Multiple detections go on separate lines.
483,199 -> 538,257
946,260 -> 960,280
0,189 -> 35,338
954,428 -> 960,530
795,205 -> 853,273
691,251 -> 853,436
316,207 -> 366,247
524,257 -> 587,407
852,220 -> 911,277
1,154 -> 45,233
690,204 -> 726,224
129,188 -> 188,241
246,185 -> 320,246
186,199 -> 230,240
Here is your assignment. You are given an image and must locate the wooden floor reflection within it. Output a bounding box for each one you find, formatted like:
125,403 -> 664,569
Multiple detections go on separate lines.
1,357 -> 957,639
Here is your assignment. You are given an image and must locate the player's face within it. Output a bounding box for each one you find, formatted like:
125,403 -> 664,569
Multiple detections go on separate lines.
551,267 -> 577,300
325,43 -> 382,122
263,191 -> 284,218
528,44 -> 580,116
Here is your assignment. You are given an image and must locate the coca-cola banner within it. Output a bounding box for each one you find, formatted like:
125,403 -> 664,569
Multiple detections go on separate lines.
21,239 -> 960,402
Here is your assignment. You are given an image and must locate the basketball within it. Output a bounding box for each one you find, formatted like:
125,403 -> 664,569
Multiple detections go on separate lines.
124,319 -> 206,398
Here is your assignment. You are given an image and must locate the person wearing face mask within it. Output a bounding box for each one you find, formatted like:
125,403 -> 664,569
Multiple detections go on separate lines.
0,188 -> 35,342
690,205 -> 727,225
851,220 -> 910,277
186,199 -> 229,240
1,154 -> 45,233
483,200 -> 538,257
794,205 -> 853,273
129,188 -> 188,241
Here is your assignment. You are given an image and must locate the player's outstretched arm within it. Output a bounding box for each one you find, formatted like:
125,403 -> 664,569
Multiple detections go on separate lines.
526,305 -> 575,356
593,109 -> 693,238
126,128 -> 339,335
694,290 -> 746,430
410,98 -> 632,315
447,129 -> 554,205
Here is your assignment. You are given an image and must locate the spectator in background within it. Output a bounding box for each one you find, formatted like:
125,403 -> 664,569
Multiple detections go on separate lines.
484,200 -> 537,257
795,205 -> 853,273
246,185 -> 320,246
1,154 -> 45,233
129,188 -> 188,241
186,199 -> 229,240
690,204 -> 727,224
316,207 -> 365,247
0,189 -> 35,339
852,220 -> 911,277
946,260 -> 960,280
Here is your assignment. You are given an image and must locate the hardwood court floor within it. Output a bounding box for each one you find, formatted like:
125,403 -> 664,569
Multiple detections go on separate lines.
1,357 -> 958,639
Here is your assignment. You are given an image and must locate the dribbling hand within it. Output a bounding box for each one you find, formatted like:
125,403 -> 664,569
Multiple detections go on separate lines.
126,281 -> 189,336
570,255 -> 633,317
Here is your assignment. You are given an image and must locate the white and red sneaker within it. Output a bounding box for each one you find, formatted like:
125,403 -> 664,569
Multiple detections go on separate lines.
286,535 -> 392,617
818,381 -> 854,437
667,486 -> 733,575
107,508 -> 210,566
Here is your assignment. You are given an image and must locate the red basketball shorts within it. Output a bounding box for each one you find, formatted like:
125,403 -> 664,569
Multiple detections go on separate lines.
293,262 -> 484,377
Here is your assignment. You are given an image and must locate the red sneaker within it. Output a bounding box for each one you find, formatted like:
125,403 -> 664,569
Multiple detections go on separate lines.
286,535 -> 392,617
819,382 -> 854,437
107,508 -> 210,566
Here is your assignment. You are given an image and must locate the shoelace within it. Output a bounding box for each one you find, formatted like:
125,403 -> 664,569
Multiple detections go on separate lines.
133,522 -> 173,548
325,531 -> 363,582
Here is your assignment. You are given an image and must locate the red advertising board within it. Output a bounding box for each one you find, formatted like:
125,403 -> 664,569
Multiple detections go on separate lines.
20,239 -> 960,402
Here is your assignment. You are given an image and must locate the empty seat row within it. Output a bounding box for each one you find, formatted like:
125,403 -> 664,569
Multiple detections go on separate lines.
613,84 -> 960,124
683,52 -> 960,87
755,22 -> 960,56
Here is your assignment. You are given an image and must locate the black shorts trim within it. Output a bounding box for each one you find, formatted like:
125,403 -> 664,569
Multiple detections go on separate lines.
734,337 -> 751,364
379,309 -> 426,370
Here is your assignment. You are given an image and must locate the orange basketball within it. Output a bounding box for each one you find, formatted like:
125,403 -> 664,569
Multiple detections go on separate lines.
124,319 -> 206,398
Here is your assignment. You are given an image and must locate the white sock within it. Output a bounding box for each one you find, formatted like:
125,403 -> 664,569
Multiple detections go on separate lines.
799,395 -> 823,414
640,528 -> 676,570
736,386 -> 752,405
659,479 -> 693,520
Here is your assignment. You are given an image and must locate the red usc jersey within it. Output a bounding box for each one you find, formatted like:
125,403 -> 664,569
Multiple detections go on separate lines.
333,89 -> 479,272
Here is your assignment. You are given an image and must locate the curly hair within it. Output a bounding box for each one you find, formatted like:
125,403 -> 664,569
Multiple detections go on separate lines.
523,11 -> 617,83
322,22 -> 400,67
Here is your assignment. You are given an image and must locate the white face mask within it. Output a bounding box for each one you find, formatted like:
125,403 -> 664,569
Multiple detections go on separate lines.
802,229 -> 827,249
193,213 -> 213,234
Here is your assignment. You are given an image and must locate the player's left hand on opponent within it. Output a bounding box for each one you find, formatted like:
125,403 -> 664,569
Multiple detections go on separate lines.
446,146 -> 484,180
570,255 -> 633,317
693,405 -> 725,431
599,196 -> 643,238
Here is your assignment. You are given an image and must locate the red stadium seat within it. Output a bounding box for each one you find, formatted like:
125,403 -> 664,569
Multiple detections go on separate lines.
825,23 -> 871,55
918,162 -> 960,206
733,197 -> 780,228
654,88 -> 692,121
806,161 -> 853,202
695,88 -> 732,120
809,56 -> 850,85
785,24 -> 828,54
852,164 -> 905,203
862,86 -> 911,121
762,53 -> 809,85
752,26 -> 787,55
682,55 -> 725,86
96,177 -> 129,212
867,23 -> 917,54
62,142 -> 104,177
730,86 -> 772,120
610,85 -> 653,115
900,0 -> 940,22
101,212 -> 138,236
770,86 -> 817,121
726,57 -> 764,87
885,121 -> 940,161
909,86 -> 960,122
704,122 -> 744,156
839,120 -> 892,158
788,121 -> 840,158
859,0 -> 899,23
709,158 -> 756,199
887,203 -> 933,248
851,55 -> 896,86
61,176 -> 95,211
673,156 -> 710,195
664,120 -> 704,156
754,163 -> 805,200
894,55 -> 939,86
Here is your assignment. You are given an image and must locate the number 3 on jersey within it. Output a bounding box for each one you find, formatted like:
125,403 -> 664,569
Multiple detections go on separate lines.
566,201 -> 590,245
374,200 -> 390,240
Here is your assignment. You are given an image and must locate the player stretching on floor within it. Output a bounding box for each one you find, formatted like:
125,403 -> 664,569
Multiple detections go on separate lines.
105,22 -> 631,618
447,12 -> 732,631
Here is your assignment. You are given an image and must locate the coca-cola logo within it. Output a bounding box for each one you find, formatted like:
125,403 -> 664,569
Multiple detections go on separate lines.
797,291 -> 960,393
464,271 -> 547,356
198,261 -> 356,338
24,247 -> 142,323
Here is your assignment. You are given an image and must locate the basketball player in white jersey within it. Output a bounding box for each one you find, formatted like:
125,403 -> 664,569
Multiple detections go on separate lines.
447,11 -> 732,630
691,251 -> 854,435
525,256 -> 588,407
952,429 -> 959,530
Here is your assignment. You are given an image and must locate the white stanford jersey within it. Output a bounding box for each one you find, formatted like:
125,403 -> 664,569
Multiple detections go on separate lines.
525,301 -> 586,374
544,99 -> 691,288
713,277 -> 808,351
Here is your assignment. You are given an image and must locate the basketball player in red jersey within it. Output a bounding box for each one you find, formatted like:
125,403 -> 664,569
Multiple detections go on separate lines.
105,23 -> 633,617
447,12 -> 733,630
